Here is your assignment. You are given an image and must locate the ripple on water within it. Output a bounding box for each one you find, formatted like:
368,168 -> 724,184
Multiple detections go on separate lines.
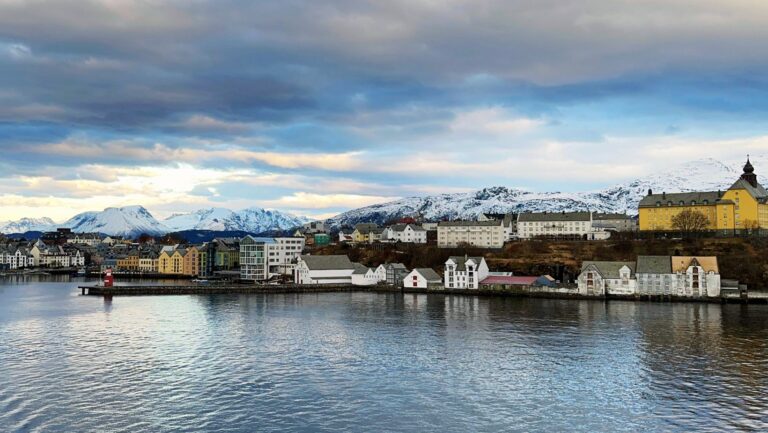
1,282 -> 768,432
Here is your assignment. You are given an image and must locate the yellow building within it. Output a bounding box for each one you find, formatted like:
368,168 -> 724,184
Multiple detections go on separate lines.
639,159 -> 768,231
158,249 -> 185,274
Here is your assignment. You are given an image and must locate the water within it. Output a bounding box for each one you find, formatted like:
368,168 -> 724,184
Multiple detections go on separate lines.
1,277 -> 768,432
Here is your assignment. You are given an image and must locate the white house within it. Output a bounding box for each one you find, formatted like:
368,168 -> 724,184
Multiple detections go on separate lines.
578,261 -> 637,296
351,263 -> 379,286
374,264 -> 388,282
383,224 -> 427,244
444,256 -> 489,289
338,229 -> 353,243
294,255 -> 355,285
67,233 -> 101,246
403,268 -> 442,289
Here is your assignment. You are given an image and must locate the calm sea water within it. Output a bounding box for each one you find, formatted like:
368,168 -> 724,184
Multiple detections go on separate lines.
1,277 -> 768,433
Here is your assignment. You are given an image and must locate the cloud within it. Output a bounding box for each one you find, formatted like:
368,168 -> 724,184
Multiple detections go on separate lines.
260,192 -> 400,210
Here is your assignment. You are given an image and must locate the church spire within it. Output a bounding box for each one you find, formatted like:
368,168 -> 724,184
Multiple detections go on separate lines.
741,155 -> 758,187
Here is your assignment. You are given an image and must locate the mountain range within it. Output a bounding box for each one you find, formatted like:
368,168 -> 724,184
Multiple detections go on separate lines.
324,157 -> 749,227
0,206 -> 309,238
0,157 -> 759,236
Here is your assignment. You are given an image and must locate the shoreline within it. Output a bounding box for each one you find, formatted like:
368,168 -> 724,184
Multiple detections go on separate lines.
77,284 -> 767,304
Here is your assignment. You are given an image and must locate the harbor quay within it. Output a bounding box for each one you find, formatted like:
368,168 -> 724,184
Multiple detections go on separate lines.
78,282 -> 766,304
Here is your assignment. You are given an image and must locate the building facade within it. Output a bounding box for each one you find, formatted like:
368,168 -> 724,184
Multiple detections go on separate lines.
294,255 -> 355,285
639,159 -> 768,231
577,261 -> 637,296
239,236 -> 273,281
444,256 -> 489,289
517,212 -> 608,239
437,220 -> 505,248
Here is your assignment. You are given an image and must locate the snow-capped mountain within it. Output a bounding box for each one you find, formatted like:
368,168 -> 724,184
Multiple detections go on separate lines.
0,217 -> 56,234
163,207 -> 308,233
61,205 -> 169,237
325,157 -> 751,227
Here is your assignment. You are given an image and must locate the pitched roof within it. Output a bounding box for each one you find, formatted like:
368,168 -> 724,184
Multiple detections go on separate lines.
447,256 -> 485,271
671,256 -> 719,273
299,254 -> 355,270
413,268 -> 441,281
636,256 -> 672,274
518,212 -> 591,222
389,223 -> 426,232
352,262 -> 371,275
581,261 -> 636,279
728,178 -> 768,199
385,262 -> 407,270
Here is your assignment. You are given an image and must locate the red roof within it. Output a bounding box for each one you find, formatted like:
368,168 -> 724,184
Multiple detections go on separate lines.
480,276 -> 538,285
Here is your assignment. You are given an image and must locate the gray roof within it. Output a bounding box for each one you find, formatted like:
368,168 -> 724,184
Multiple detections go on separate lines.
593,213 -> 631,221
413,268 -> 441,281
518,212 -> 591,222
638,191 -> 727,208
300,254 -> 355,270
385,262 -> 407,270
447,256 -> 485,271
354,223 -> 379,234
352,263 -> 371,275
729,178 -> 768,199
438,220 -> 502,227
581,261 -> 636,278
636,256 -> 672,274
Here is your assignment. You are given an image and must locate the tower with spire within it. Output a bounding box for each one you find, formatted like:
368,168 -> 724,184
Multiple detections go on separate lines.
740,156 -> 758,188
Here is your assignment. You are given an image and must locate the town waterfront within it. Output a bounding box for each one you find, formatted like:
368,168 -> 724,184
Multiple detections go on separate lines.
1,277 -> 768,432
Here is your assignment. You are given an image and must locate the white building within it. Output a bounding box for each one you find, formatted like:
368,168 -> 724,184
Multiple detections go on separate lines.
517,211 -> 610,240
382,224 -> 427,244
239,236 -> 274,281
0,246 -> 34,269
267,237 -> 305,277
437,220 -> 505,248
66,233 -> 102,246
403,268 -> 442,289
636,256 -> 721,298
577,256 -> 722,298
351,263 -> 379,286
444,256 -> 489,289
478,213 -> 517,240
294,255 -> 355,285
374,264 -> 388,282
578,261 -> 637,296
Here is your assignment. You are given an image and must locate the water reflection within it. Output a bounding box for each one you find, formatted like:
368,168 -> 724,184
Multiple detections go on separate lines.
0,280 -> 767,433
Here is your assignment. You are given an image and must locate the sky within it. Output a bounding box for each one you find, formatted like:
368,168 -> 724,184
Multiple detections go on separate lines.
3,0 -> 768,222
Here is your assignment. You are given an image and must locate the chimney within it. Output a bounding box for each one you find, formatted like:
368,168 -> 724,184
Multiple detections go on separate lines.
662,192 -> 666,199
648,188 -> 653,196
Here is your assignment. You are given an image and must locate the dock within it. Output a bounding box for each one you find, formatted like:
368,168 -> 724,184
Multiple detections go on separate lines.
79,284 -> 373,296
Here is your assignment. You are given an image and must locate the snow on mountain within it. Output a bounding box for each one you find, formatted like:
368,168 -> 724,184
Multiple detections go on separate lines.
61,205 -> 168,237
163,207 -> 309,233
0,217 -> 56,234
163,208 -> 237,231
325,157 -> 752,227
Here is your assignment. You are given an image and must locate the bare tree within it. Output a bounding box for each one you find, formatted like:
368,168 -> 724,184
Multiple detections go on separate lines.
671,209 -> 710,232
